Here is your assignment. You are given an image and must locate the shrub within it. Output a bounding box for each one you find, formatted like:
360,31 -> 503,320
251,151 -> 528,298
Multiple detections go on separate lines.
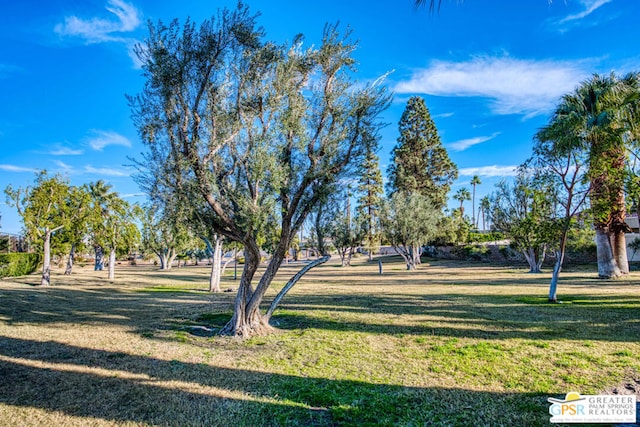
450,244 -> 490,261
468,232 -> 505,243
0,253 -> 42,278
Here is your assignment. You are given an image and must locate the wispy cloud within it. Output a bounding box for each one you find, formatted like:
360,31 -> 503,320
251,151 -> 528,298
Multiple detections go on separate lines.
87,130 -> 132,151
449,132 -> 501,152
49,144 -> 84,156
84,165 -> 131,177
55,0 -> 141,44
458,165 -> 518,178
434,112 -> 455,119
558,0 -> 613,24
53,160 -> 77,175
0,164 -> 38,173
121,192 -> 146,198
395,55 -> 589,117
55,0 -> 142,68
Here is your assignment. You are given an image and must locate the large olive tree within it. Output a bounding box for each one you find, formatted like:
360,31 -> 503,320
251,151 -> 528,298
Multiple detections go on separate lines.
129,4 -> 389,337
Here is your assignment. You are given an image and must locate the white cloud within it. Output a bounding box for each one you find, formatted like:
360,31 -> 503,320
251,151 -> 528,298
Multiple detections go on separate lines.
53,160 -> 77,175
458,165 -> 519,177
449,132 -> 500,152
434,112 -> 455,119
87,130 -> 132,151
121,192 -> 146,198
395,56 -> 588,117
49,145 -> 84,156
0,164 -> 38,173
55,0 -> 141,44
84,165 -> 130,177
558,0 -> 613,24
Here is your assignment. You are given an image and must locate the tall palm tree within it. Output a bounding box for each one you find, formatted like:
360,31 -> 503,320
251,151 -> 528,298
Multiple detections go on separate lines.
454,187 -> 471,216
537,72 -> 640,278
479,196 -> 491,232
88,180 -> 115,271
470,175 -> 481,228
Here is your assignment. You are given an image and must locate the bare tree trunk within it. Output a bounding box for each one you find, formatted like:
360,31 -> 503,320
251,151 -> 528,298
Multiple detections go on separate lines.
536,245 -> 546,273
522,247 -> 542,273
394,245 -> 417,271
549,235 -> 568,303
220,248 -> 236,277
596,227 -> 622,279
41,231 -> 52,286
64,243 -> 76,275
209,259 -> 220,292
338,247 -> 352,266
221,243 -> 271,337
209,235 -> 223,292
155,250 -> 167,270
159,248 -> 175,270
167,249 -> 178,270
108,248 -> 116,280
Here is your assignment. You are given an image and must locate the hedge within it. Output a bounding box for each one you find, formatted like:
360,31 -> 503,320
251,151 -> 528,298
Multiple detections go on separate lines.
468,232 -> 505,243
0,253 -> 42,278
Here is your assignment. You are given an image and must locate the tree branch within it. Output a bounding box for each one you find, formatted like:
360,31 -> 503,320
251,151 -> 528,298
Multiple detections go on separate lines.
265,255 -> 330,320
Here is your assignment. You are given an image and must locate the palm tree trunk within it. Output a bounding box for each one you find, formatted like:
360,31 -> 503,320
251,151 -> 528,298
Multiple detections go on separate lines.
612,230 -> 629,274
596,227 -> 622,279
471,185 -> 476,228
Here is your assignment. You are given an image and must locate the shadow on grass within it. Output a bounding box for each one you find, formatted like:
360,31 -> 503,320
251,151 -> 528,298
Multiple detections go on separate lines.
270,292 -> 640,342
0,336 -> 550,426
0,284 -> 235,335
0,279 -> 639,343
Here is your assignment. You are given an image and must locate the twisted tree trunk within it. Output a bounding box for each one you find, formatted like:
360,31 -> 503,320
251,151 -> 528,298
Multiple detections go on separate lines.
64,243 -> 76,275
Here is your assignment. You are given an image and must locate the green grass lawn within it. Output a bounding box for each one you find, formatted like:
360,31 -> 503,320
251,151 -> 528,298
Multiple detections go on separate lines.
0,257 -> 638,426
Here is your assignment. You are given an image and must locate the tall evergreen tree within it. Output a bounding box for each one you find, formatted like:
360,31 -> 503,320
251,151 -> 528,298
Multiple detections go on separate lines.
387,96 -> 457,208
356,129 -> 384,261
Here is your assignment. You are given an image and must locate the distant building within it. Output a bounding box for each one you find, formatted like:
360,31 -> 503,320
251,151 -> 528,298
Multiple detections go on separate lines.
624,214 -> 640,262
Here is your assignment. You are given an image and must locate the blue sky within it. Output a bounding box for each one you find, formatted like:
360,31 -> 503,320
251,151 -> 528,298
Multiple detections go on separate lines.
1,0 -> 639,234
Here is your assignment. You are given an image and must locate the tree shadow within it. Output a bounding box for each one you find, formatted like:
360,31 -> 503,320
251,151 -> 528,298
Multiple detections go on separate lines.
1,273 -> 639,344
0,336 -> 551,426
271,292 -> 640,342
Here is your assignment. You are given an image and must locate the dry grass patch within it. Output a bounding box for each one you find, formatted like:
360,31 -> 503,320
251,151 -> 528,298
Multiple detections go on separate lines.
0,258 -> 639,426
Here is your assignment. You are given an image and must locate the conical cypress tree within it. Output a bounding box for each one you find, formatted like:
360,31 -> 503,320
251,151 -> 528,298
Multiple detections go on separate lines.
387,96 -> 457,209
